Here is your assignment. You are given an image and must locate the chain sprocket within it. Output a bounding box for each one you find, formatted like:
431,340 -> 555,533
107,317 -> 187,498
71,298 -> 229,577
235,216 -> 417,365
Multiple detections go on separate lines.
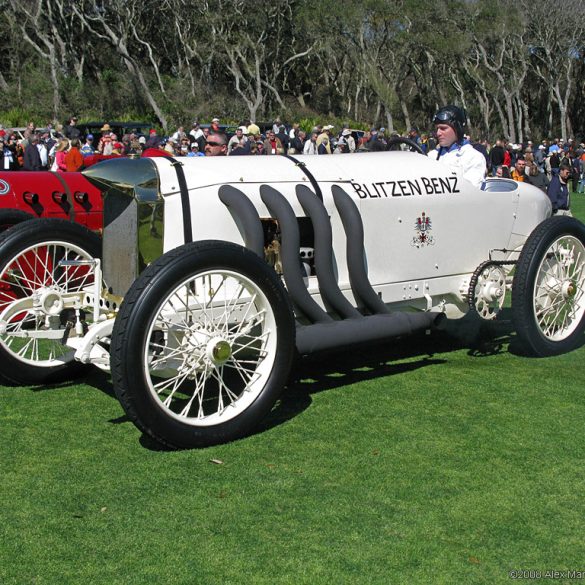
468,260 -> 515,320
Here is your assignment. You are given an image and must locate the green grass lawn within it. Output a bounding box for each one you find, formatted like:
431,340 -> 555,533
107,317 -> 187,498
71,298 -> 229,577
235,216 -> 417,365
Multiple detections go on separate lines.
1,193 -> 585,585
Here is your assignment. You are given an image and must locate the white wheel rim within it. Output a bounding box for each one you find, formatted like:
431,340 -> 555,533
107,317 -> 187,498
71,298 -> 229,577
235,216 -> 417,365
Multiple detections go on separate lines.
0,240 -> 97,367
532,235 -> 585,341
144,269 -> 278,426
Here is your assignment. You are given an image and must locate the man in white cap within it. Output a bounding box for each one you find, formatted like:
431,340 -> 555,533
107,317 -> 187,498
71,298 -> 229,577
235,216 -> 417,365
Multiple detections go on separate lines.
534,143 -> 546,172
317,125 -> 334,154
341,128 -> 355,152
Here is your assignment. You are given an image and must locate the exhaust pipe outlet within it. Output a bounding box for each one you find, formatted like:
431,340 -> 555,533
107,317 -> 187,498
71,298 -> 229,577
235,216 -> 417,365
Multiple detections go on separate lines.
296,311 -> 444,354
52,192 -> 67,204
23,192 -> 39,206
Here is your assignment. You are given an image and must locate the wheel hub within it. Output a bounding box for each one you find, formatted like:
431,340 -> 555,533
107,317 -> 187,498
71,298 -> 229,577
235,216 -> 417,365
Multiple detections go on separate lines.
179,328 -> 233,371
562,280 -> 577,299
36,288 -> 65,316
207,338 -> 232,365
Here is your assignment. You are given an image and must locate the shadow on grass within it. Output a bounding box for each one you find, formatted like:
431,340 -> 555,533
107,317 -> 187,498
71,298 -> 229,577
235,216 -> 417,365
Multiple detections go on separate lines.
0,363 -> 116,392
13,308 -> 581,451
258,311 -> 516,435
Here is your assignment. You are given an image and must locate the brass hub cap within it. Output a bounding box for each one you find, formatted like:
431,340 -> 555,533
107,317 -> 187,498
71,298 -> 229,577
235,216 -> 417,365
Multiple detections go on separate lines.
562,280 -> 577,299
208,338 -> 232,365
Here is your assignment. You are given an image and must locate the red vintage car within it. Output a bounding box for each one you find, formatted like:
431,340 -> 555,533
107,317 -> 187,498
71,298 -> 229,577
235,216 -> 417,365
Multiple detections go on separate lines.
0,170 -> 104,232
0,152 -> 168,232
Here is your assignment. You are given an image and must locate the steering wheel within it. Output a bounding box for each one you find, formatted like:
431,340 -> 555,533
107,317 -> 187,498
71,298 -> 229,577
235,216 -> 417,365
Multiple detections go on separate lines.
386,137 -> 426,155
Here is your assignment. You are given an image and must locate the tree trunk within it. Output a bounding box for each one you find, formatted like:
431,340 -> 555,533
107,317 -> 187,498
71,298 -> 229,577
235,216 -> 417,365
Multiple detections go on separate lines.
399,96 -> 411,133
49,52 -> 60,121
521,98 -> 531,140
385,110 -> 394,135
504,92 -> 516,143
494,100 -> 510,140
0,71 -> 9,92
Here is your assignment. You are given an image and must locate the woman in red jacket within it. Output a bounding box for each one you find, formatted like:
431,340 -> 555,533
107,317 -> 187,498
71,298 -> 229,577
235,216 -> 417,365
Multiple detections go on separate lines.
65,138 -> 83,172
52,139 -> 69,171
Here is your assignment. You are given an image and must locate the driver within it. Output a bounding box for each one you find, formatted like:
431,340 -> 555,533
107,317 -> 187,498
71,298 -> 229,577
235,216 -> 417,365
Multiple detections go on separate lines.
431,105 -> 487,188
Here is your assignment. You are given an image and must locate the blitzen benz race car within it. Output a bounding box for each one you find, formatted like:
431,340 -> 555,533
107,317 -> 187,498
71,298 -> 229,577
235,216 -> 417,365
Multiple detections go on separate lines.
0,144 -> 584,449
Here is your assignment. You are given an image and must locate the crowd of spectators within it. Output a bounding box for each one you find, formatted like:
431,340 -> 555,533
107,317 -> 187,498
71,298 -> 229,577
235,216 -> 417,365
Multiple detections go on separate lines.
1,116 -> 584,198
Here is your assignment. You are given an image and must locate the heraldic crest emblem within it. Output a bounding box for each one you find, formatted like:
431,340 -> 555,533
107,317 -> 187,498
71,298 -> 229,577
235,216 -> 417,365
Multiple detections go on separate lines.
411,211 -> 435,247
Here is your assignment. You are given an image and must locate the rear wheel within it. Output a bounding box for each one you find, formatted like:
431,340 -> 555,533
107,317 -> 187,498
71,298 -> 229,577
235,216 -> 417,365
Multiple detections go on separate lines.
0,209 -> 34,232
512,217 -> 585,356
0,219 -> 101,384
111,241 -> 296,449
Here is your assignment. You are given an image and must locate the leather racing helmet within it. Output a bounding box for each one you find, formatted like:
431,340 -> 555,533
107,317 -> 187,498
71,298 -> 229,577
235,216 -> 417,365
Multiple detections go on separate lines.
433,105 -> 467,142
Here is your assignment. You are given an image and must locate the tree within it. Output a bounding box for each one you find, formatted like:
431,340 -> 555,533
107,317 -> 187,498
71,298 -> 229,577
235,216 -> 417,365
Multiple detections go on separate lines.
522,0 -> 585,140
72,0 -> 169,129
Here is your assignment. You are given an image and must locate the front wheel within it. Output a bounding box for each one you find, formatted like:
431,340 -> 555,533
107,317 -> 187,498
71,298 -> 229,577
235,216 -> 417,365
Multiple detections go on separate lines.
0,219 -> 102,384
110,241 -> 296,449
512,216 -> 585,356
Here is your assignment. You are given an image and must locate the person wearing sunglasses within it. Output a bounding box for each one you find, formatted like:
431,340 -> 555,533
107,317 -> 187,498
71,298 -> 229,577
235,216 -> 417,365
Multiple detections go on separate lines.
204,132 -> 228,156
431,105 -> 487,188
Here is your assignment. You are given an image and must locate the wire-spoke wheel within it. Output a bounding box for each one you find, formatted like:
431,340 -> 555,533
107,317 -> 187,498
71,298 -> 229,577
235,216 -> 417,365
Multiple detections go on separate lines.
512,216 -> 585,356
111,241 -> 295,449
0,219 -> 101,384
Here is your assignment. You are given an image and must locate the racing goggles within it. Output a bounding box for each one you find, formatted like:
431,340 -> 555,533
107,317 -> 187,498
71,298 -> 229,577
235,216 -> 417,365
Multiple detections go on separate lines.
433,111 -> 456,124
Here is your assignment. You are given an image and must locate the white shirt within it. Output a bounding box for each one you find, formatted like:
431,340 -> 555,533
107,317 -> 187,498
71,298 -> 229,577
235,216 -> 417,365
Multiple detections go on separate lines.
2,148 -> 13,170
37,143 -> 48,167
303,140 -> 318,155
344,135 -> 356,152
228,134 -> 247,153
431,142 -> 486,188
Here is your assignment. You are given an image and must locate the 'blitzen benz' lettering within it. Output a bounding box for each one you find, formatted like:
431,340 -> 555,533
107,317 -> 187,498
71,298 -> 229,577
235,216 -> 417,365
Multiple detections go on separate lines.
351,176 -> 459,199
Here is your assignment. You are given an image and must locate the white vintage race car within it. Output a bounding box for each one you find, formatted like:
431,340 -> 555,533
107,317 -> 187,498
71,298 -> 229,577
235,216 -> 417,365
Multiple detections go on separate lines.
0,145 -> 584,448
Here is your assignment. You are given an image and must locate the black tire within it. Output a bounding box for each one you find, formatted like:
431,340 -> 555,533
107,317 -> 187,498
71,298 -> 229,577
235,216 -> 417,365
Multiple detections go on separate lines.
111,241 -> 296,449
0,209 -> 34,232
512,216 -> 585,356
386,136 -> 426,155
0,219 -> 102,384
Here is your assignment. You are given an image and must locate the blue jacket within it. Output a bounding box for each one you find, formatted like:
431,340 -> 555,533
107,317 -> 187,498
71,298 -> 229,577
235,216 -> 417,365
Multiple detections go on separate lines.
547,175 -> 569,212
